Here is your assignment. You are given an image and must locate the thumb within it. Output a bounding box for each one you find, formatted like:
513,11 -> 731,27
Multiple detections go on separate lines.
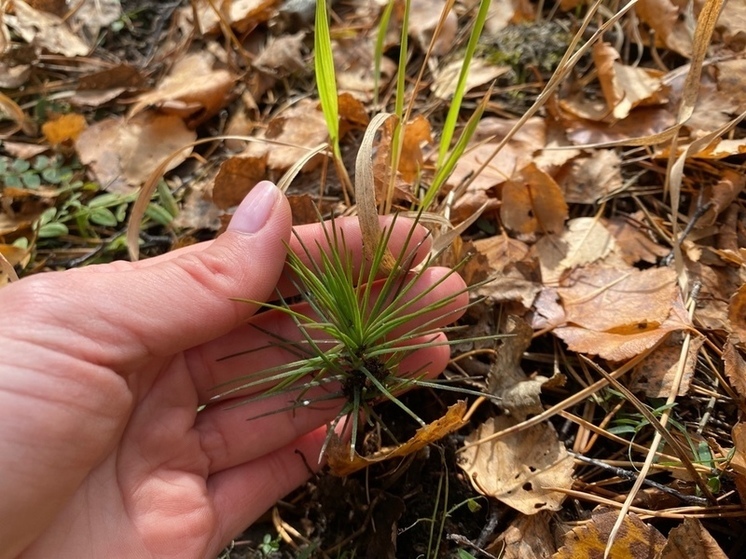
3,181 -> 292,365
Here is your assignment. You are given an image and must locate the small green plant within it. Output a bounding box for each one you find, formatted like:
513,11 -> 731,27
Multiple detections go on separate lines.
214,213 -> 494,458
257,533 -> 281,556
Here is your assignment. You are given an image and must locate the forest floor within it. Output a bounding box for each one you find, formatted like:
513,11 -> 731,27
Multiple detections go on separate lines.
2,0 -> 746,557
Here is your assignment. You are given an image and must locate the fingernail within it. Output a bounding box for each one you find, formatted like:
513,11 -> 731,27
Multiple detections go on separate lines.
227,181 -> 280,234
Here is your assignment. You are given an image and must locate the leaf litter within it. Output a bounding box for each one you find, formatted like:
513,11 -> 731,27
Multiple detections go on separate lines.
2,0 -> 746,556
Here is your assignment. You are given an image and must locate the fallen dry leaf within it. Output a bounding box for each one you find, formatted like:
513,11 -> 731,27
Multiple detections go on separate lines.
716,0 -> 746,49
327,401 -> 467,476
212,155 -> 268,209
629,335 -> 701,398
552,266 -> 693,361
460,415 -> 574,515
723,339 -> 746,405
728,283 -> 746,345
552,508 -> 666,559
486,512 -> 556,559
253,31 -> 306,76
658,517 -> 728,559
432,57 -> 509,100
603,216 -> 669,265
240,98 -> 328,172
488,316 -> 564,418
635,0 -> 693,57
76,111 -> 195,193
130,50 -> 236,125
697,169 -> 746,229
593,41 -> 666,121
7,0 -> 90,56
333,36 -> 396,100
534,218 -> 623,285
192,0 -> 277,34
68,0 -> 122,40
501,162 -> 568,235
406,0 -> 457,55
555,149 -> 623,204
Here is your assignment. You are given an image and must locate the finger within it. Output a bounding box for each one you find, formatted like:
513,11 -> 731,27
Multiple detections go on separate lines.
114,215 -> 432,299
0,182 -> 292,370
195,339 -> 450,474
187,266 -> 468,403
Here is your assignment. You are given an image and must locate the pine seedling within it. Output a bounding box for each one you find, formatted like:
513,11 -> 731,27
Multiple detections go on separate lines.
212,212 -> 493,460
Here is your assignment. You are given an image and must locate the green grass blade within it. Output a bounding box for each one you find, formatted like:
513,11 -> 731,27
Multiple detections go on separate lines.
437,0 -> 492,165
314,0 -> 340,157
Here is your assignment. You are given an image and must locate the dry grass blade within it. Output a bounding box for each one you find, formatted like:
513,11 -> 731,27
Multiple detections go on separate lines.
0,91 -> 36,137
354,112 -> 399,273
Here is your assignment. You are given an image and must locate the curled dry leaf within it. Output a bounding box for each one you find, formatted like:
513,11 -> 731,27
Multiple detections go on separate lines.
635,0 -> 693,57
7,0 -> 90,56
327,401 -> 467,476
76,112 -> 195,193
471,235 -> 542,308
723,339 -> 746,405
488,316 -> 563,419
552,508 -> 666,559
130,51 -> 236,125
501,163 -> 568,235
592,41 -> 667,121
460,415 -> 574,515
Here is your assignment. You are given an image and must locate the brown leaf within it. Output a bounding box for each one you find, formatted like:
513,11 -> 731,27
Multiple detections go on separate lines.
697,169 -> 746,228
556,150 -> 622,204
241,98 -> 329,172
327,401 -> 467,476
501,163 -> 568,235
552,267 -> 692,361
460,415 -> 574,514
629,335 -> 702,398
553,508 -> 666,559
448,117 -> 546,212
486,512 -> 557,559
432,57 -> 509,100
723,339 -> 746,405
76,63 -> 145,91
130,51 -> 236,125
397,114 -> 431,183
593,41 -> 666,121
729,283 -> 746,345
407,0 -> 457,55
212,155 -> 268,209
7,0 -> 90,56
658,518 -> 728,559
333,36 -> 396,100
604,216 -> 669,265
192,0 -> 278,34
76,112 -> 195,193
471,236 -> 542,308
534,218 -> 624,285
253,32 -> 306,76
559,266 -> 678,332
635,0 -> 693,56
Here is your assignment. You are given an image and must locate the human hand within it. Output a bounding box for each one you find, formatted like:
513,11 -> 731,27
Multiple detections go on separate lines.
0,181 -> 467,558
